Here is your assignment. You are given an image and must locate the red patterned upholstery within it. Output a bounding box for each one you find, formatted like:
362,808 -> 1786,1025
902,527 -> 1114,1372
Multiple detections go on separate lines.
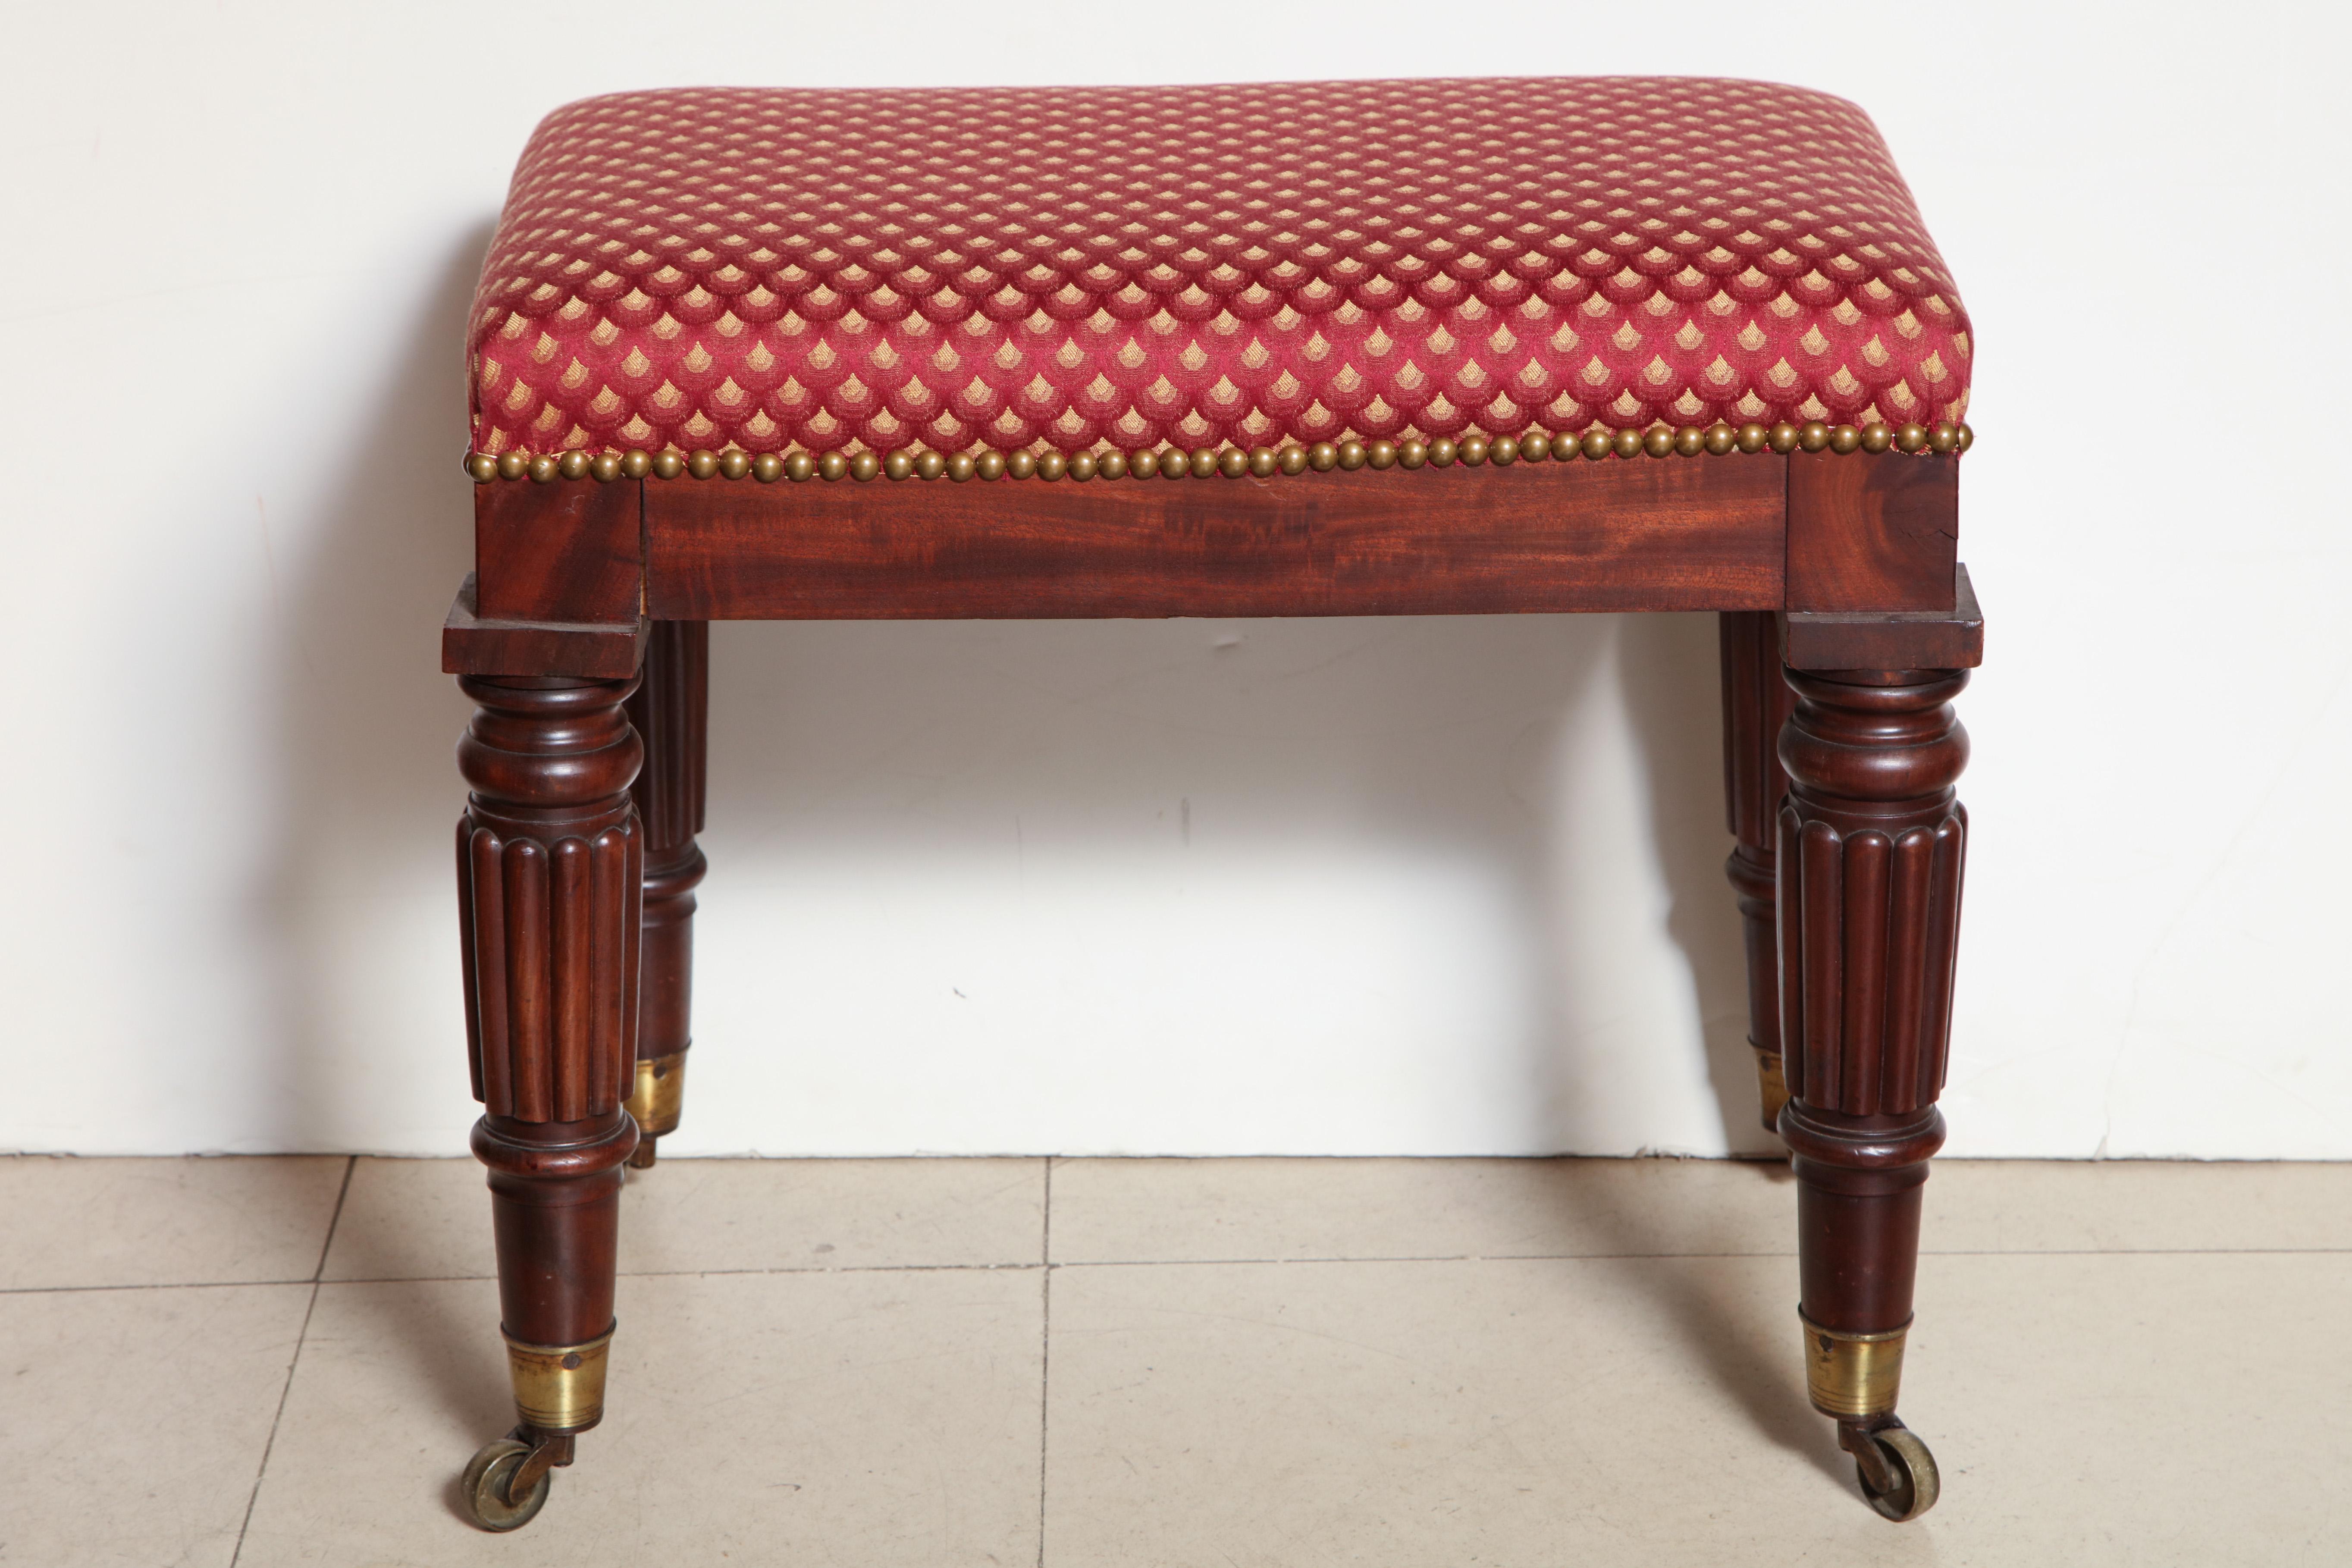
470,78 -> 1969,461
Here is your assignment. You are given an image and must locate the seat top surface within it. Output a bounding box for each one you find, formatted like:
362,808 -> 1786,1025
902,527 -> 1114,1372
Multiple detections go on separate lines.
469,77 -> 1969,464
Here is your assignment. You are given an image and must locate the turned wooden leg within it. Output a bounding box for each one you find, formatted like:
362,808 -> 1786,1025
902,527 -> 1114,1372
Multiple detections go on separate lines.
1719,610 -> 1798,1132
1775,663 -> 1968,1522
454,672 -> 643,1530
623,620 -> 709,1170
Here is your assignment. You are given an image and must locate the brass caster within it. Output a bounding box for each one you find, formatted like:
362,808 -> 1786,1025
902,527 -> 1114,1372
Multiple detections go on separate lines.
627,1135 -> 658,1170
461,1436 -> 553,1531
1845,1421 -> 1939,1522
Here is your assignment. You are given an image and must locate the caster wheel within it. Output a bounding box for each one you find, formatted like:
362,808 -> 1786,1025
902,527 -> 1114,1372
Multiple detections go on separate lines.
1856,1424 -> 1939,1522
462,1437 -> 552,1531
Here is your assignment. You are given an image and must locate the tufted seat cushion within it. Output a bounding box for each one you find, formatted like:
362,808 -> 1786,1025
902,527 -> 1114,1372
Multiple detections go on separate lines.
469,77 -> 1969,464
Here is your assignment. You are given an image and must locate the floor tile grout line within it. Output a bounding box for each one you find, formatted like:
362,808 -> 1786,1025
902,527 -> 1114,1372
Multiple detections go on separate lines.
228,1276 -> 321,1567
11,1243 -> 2349,1298
1038,1154 -> 1053,1568
228,1158 -> 352,1567
311,1157 -> 358,1283
0,1278 -> 338,1295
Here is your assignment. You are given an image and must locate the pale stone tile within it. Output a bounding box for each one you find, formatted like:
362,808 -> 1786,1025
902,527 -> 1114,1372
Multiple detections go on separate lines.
237,1268 -> 1044,1566
1925,1159 -> 2352,1253
0,1283 -> 312,1567
322,1155 -> 1046,1282
1050,1157 -> 2352,1267
1043,1251 -> 2352,1566
0,1154 -> 347,1289
1048,1155 -> 1796,1262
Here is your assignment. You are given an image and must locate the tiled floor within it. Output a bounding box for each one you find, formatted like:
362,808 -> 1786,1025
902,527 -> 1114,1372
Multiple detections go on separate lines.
7,1157 -> 2350,1566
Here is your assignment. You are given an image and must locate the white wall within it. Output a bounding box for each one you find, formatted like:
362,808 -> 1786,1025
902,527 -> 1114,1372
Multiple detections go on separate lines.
4,1 -> 2346,1157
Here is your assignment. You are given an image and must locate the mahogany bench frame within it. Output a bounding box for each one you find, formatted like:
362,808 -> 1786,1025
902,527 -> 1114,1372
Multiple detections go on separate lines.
442,444 -> 1980,1518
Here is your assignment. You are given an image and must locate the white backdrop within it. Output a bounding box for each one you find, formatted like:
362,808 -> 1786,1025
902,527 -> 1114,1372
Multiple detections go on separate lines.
3,2 -> 2346,1157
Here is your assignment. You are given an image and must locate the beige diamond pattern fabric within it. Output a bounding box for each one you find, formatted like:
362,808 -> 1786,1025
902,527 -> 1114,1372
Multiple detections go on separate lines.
469,77 -> 1970,459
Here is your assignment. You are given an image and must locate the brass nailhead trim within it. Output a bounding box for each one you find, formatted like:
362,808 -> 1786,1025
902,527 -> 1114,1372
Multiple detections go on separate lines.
467,422 -> 1972,484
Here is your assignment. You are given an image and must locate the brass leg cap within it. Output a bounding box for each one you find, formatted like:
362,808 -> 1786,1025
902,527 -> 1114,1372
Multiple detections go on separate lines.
1800,1309 -> 1908,1419
505,1327 -> 613,1432
625,1051 -> 687,1140
1752,1046 -> 1790,1133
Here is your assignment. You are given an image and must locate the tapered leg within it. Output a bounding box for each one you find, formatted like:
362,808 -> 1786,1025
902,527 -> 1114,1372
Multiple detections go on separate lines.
454,672 -> 643,1529
623,621 -> 709,1169
1719,611 -> 1798,1131
1775,664 -> 1969,1521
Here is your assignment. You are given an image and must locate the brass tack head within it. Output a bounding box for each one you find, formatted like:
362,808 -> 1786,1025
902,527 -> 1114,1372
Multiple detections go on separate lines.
1829,424 -> 1862,455
1673,426 -> 1706,457
1128,448 -> 1159,479
1860,421 -> 1894,453
1308,441 -> 1340,471
850,451 -> 881,481
1955,422 -> 1975,452
1098,451 -> 1129,480
466,453 -> 499,483
651,451 -> 685,480
945,452 -> 976,481
1798,421 -> 1830,453
750,453 -> 783,483
529,455 -> 561,483
1425,437 -> 1456,468
914,450 -> 946,480
1217,448 -> 1249,477
1582,430 -> 1612,460
1158,447 -> 1190,479
818,451 -> 850,481
590,452 -> 623,483
785,451 -> 815,482
1336,439 -> 1367,470
1704,424 -> 1737,456
1278,445 -> 1309,475
884,450 -> 915,480
1070,452 -> 1099,481
1896,422 -> 1929,453
686,450 -> 719,480
1643,427 -> 1675,458
1928,421 -> 1959,454
1489,436 -> 1517,466
621,450 -> 652,480
1518,432 -> 1549,462
975,451 -> 1006,480
558,450 -> 591,480
1397,438 -> 1428,469
1038,451 -> 1069,481
1768,422 -> 1801,454
1008,450 -> 1038,480
1736,423 -> 1770,454
717,451 -> 751,480
1459,434 -> 1489,465
1248,446 -> 1279,477
1189,447 -> 1219,478
1367,438 -> 1399,469
1612,429 -> 1644,459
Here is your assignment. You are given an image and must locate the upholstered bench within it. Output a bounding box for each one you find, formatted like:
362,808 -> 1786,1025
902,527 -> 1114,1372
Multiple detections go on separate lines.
443,76 -> 1980,1531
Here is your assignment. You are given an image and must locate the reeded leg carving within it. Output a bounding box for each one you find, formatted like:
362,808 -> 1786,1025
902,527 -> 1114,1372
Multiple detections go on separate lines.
623,621 -> 709,1169
455,673 -> 643,1530
1775,665 -> 1968,1521
1720,611 -> 1798,1131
